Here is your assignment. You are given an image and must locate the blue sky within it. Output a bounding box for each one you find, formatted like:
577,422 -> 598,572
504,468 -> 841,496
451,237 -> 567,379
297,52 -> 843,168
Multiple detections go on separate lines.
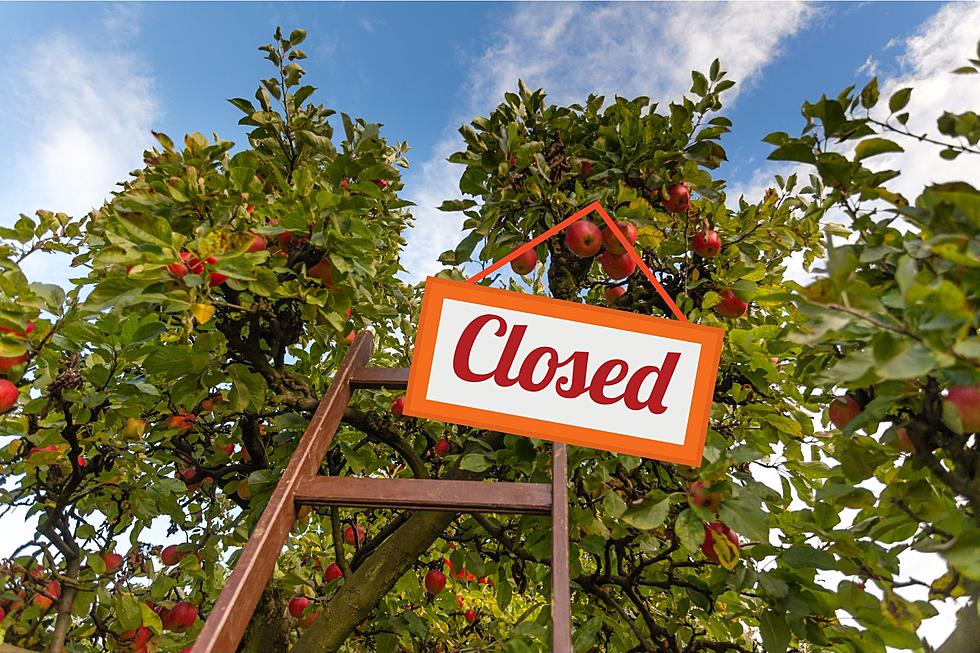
1,2 -> 979,647
2,1 -> 972,284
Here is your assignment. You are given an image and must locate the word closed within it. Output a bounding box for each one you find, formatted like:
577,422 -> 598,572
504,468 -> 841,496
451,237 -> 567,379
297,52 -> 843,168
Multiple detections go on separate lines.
404,277 -> 724,466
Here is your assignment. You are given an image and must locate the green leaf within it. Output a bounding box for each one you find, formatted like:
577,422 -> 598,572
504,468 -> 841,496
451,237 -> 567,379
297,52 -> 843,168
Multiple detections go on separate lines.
675,509 -> 703,553
759,610 -> 790,653
768,142 -> 816,164
855,138 -> 904,161
458,453 -> 492,473
115,593 -> 143,630
622,496 -> 670,530
888,88 -> 912,113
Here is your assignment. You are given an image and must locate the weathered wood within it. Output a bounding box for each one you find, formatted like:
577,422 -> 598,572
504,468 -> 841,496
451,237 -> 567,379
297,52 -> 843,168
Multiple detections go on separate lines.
295,476 -> 552,514
349,366 -> 409,389
190,332 -> 374,653
551,442 -> 572,652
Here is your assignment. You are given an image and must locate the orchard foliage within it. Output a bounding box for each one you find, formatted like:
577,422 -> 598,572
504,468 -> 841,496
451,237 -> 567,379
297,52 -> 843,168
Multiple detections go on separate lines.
0,25 -> 976,653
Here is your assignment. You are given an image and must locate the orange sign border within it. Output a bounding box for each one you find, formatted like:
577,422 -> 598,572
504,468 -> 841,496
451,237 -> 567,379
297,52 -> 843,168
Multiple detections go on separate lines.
403,276 -> 724,466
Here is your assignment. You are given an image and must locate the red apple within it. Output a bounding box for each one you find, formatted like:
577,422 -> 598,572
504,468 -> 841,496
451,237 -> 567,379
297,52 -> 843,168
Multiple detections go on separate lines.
687,480 -> 722,512
340,178 -> 351,190
604,286 -> 627,303
322,562 -> 343,582
119,626 -> 151,652
660,182 -> 690,213
0,322 -> 34,338
945,385 -> 980,432
372,179 -> 388,189
167,411 -> 196,431
464,609 -> 477,624
0,606 -> 5,623
307,258 -> 336,286
205,257 -> 227,287
246,204 -> 255,214
167,601 -> 197,632
160,544 -> 192,566
828,395 -> 862,430
299,610 -> 320,628
714,289 -> 747,319
246,233 -> 267,253
343,524 -> 365,546
0,379 -> 18,412
0,350 -> 28,374
600,222 -> 638,256
598,252 -> 636,280
424,569 -> 446,595
510,248 -> 538,275
391,395 -> 406,418
288,595 -> 309,618
32,579 -> 60,609
692,229 -> 721,258
564,221 -> 602,258
580,161 -> 593,177
103,552 -> 123,574
434,438 -> 451,458
701,522 -> 738,564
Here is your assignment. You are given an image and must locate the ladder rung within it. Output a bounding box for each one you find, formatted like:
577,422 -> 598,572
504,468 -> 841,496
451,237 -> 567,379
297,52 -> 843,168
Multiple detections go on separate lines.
294,476 -> 552,515
350,367 -> 410,389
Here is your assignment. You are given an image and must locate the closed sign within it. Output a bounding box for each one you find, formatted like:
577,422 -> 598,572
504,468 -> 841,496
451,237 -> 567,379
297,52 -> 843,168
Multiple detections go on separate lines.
404,277 -> 724,466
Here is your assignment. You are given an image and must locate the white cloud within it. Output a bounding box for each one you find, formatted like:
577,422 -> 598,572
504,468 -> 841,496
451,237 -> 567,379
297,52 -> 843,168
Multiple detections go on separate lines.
0,33 -> 157,286
402,1 -> 816,280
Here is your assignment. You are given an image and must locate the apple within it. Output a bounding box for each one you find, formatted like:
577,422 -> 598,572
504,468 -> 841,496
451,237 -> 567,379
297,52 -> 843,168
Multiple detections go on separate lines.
0,379 -> 18,413
0,321 -> 34,338
604,286 -> 627,303
0,606 -> 4,623
32,579 -> 61,609
660,182 -> 690,213
307,258 -> 336,287
29,444 -> 59,457
324,562 -> 343,582
600,222 -> 638,256
343,524 -> 365,546
464,609 -> 477,624
687,480 -> 722,512
580,161 -> 593,177
299,610 -> 320,628
701,522 -> 738,564
76,454 -> 86,467
714,289 -> 747,319
161,544 -> 192,566
246,204 -> 255,214
287,596 -> 310,619
424,569 -> 446,595
200,393 -> 222,412
894,427 -> 914,453
564,221 -> 602,258
168,252 -> 203,278
119,626 -> 151,653
167,411 -> 196,431
340,178 -> 351,190
391,395 -> 406,418
510,248 -> 538,275
246,233 -> 267,253
123,418 -> 146,439
372,179 -> 388,189
945,384 -> 980,432
103,552 -> 123,574
205,257 -> 227,287
434,438 -> 451,458
214,441 -> 234,457
478,577 -> 494,586
599,252 -> 637,280
167,601 -> 197,632
692,229 -> 721,258
828,395 -> 862,430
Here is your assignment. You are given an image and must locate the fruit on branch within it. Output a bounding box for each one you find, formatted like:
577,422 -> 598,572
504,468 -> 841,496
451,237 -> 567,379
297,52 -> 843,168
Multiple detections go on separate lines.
166,411 -> 196,431
299,611 -> 320,628
945,384 -> 980,432
604,286 -> 627,303
103,551 -> 123,574
434,437 -> 451,458
424,569 -> 447,595
168,252 -> 203,278
599,251 -> 637,280
123,418 -> 146,440
200,392 -> 222,412
0,379 -> 18,413
391,395 -> 406,418
714,289 -> 747,318
828,395 -> 862,430
32,579 -> 61,609
343,524 -> 366,546
464,609 -> 477,624
307,257 -> 336,286
324,562 -> 343,582
601,221 -> 638,256
288,595 -> 310,618
372,179 -> 388,189
118,626 -> 152,653
580,161 -> 593,177
692,229 -> 721,258
160,544 -> 193,566
687,480 -> 722,512
0,321 -> 33,374
564,221 -> 602,258
340,178 -> 351,191
701,521 -> 738,564
205,257 -> 228,287
246,233 -> 267,252
660,182 -> 691,213
166,601 -> 198,632
510,248 -> 538,275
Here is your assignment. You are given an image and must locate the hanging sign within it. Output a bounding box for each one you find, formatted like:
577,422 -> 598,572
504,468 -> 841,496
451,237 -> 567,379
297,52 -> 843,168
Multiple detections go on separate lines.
403,202 -> 724,466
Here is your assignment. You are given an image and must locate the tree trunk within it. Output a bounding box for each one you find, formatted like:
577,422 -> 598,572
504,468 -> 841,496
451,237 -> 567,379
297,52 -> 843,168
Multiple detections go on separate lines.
238,586 -> 291,653
46,556 -> 80,653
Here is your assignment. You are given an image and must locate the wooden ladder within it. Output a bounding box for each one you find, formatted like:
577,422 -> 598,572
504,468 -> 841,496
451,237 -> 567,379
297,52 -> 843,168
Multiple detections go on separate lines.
190,331 -> 572,653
